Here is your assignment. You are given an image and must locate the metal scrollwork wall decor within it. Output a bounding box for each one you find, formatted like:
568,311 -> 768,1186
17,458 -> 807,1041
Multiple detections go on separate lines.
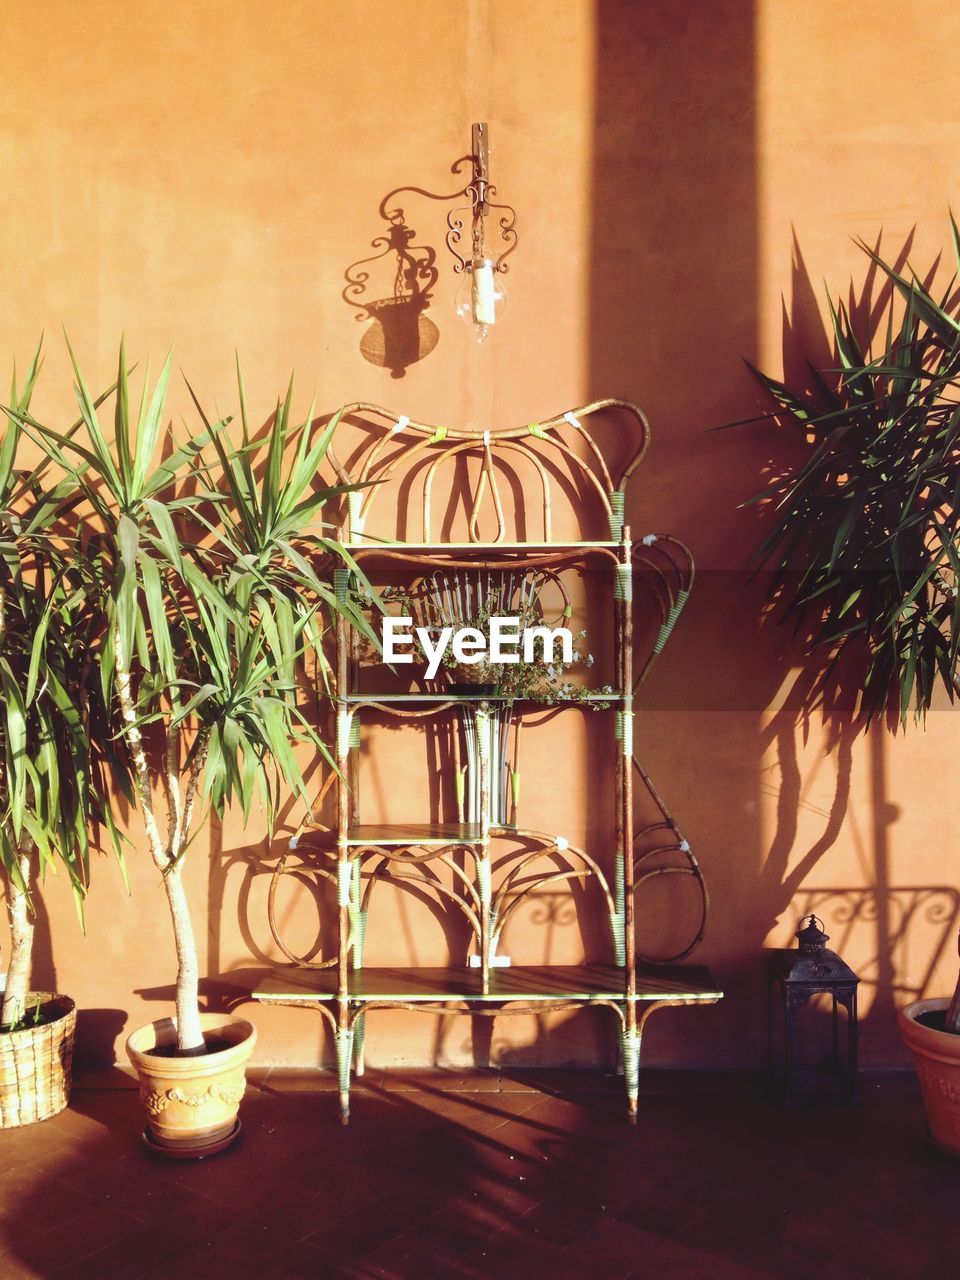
342,122 -> 519,371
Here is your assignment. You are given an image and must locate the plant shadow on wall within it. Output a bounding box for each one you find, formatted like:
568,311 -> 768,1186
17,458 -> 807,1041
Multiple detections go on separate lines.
731,224 -> 960,1046
341,181 -> 444,379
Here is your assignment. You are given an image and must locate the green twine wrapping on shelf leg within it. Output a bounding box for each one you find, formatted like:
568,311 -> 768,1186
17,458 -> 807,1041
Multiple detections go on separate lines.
337,707 -> 352,757
608,490 -> 625,541
335,1028 -> 354,1096
621,1028 -> 641,1107
477,855 -> 492,908
350,904 -> 367,967
611,850 -> 626,966
337,858 -> 353,908
353,1014 -> 367,1078
653,589 -> 691,654
347,490 -> 365,539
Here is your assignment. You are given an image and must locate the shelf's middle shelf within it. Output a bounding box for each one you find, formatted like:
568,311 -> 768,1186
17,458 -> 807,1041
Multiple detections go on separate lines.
342,822 -> 485,846
342,692 -> 625,705
300,823 -> 607,848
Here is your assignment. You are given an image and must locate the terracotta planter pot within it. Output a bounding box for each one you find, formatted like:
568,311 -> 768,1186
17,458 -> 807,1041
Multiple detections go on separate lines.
126,1012 -> 256,1156
0,993 -> 76,1129
898,997 -> 960,1155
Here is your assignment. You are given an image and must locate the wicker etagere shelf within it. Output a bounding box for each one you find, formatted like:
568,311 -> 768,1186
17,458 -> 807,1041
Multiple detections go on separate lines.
253,400 -> 721,1122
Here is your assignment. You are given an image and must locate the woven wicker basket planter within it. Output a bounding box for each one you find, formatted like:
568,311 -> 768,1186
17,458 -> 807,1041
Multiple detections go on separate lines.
0,993 -> 76,1129
446,663 -> 503,696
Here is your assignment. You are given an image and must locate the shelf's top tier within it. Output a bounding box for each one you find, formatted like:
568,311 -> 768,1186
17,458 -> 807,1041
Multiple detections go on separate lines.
326,399 -> 650,547
345,540 -> 623,570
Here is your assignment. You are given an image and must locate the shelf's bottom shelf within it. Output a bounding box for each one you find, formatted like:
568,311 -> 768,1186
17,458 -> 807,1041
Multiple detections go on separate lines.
250,963 -> 722,1126
252,963 -> 722,1005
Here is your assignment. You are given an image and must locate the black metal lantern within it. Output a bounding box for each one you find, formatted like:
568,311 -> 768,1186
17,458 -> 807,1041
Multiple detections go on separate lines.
767,914 -> 860,1104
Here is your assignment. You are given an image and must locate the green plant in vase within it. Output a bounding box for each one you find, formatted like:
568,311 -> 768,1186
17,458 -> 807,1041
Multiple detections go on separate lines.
18,343 -> 373,1153
0,342 -> 129,1128
735,217 -> 960,1151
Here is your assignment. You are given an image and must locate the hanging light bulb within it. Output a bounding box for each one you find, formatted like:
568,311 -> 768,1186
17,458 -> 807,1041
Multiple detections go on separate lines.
455,258 -> 508,343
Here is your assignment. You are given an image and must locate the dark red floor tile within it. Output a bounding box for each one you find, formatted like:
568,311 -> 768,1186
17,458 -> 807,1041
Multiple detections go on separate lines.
256,1067 -> 342,1093
55,1197 -> 241,1279
337,1231 -> 494,1279
304,1177 -> 461,1262
0,1164 -> 54,1228
784,1208 -> 929,1280
401,1176 -> 546,1260
579,1218 -> 776,1280
0,1200 -> 144,1278
377,1068 -> 504,1093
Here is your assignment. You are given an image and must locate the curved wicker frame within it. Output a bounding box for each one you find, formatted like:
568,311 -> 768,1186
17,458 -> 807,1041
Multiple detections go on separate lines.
327,398 -> 649,545
254,399 -> 719,1123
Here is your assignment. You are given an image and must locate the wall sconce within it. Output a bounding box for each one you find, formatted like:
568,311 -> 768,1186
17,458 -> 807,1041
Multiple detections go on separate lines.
445,123 -> 518,342
368,123 -> 517,346
343,123 -> 518,361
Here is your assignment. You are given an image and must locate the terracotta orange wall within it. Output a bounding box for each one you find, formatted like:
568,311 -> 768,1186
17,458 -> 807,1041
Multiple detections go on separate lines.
2,0 -> 960,1072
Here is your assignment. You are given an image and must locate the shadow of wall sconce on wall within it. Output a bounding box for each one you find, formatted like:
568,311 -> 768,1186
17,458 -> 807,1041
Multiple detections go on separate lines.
342,122 -> 518,377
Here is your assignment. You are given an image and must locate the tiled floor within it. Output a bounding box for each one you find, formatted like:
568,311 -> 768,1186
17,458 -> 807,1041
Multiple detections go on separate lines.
0,1069 -> 957,1279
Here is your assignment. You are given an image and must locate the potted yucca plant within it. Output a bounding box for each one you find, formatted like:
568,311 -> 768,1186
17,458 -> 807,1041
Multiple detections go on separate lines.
739,217 -> 960,1152
19,342 -> 371,1154
0,342 -> 128,1128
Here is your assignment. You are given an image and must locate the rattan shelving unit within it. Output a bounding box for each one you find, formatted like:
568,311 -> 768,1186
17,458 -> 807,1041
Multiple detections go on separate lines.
253,401 -> 721,1122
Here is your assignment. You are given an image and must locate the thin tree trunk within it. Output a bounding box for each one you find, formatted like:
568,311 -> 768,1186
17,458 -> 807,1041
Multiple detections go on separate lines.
114,633 -> 206,1054
164,744 -> 208,1056
114,636 -> 168,868
162,860 -> 205,1054
1,843 -> 35,1031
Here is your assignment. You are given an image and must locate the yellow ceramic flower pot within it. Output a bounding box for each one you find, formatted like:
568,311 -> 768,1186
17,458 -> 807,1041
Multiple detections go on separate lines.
126,1012 -> 256,1157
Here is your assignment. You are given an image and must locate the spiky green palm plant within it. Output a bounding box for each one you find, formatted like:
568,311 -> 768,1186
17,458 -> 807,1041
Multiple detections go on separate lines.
742,218 -> 960,1031
0,342 -> 129,1031
17,342 -> 370,1053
